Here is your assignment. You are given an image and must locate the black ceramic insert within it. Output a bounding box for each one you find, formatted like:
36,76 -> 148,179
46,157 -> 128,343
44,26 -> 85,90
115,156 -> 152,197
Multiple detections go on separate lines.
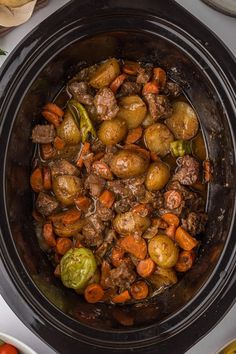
0,1 -> 236,353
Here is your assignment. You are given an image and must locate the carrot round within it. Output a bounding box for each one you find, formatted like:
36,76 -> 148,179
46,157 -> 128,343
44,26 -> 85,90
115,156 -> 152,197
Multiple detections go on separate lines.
111,246 -> 125,267
132,203 -> 151,217
110,73 -> 127,93
120,235 -> 147,260
43,103 -> 64,118
142,80 -> 159,95
49,208 -> 81,225
130,281 -> 149,300
84,283 -> 104,303
125,126 -> 143,144
175,227 -> 198,251
161,213 -> 180,227
42,110 -> 62,127
76,142 -> 90,168
54,136 -> 65,150
165,225 -> 176,240
40,143 -> 56,160
153,67 -> 167,89
136,258 -> 155,278
175,250 -> 195,272
30,167 -> 43,193
74,196 -> 91,212
43,166 -> 52,190
112,290 -> 131,304
56,238 -> 73,255
43,222 -> 56,247
99,190 -> 115,209
123,61 -> 140,75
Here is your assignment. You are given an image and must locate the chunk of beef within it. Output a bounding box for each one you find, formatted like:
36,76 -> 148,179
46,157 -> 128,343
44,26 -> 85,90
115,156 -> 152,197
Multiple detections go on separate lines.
106,180 -> 133,199
109,262 -> 136,289
85,174 -> 105,197
36,192 -> 58,216
96,201 -> 114,221
173,155 -> 200,185
91,139 -> 106,153
32,125 -> 55,144
139,190 -> 164,209
114,198 -> 135,214
82,214 -> 105,248
136,65 -> 153,84
164,190 -> 183,209
94,87 -> 119,120
68,81 -> 94,106
49,159 -> 79,177
144,94 -> 172,120
164,81 -> 182,97
123,175 -> 146,201
182,212 -> 208,236
95,229 -> 116,259
120,81 -> 142,96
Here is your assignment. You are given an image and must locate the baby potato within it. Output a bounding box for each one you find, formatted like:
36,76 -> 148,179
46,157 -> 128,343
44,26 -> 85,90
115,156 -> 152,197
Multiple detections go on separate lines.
142,112 -> 155,128
148,235 -> 179,268
117,95 -> 147,129
145,161 -> 170,191
192,132 -> 206,161
110,149 -> 149,178
144,123 -> 174,156
89,58 -> 120,89
113,211 -> 150,235
98,118 -> 127,145
149,266 -> 177,289
57,111 -> 81,145
53,175 -> 82,206
166,101 -> 199,140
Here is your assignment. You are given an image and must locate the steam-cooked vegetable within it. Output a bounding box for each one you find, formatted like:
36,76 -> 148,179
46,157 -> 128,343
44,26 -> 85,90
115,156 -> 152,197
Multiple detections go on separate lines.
89,58 -> 120,89
117,95 -> 147,129
149,266 -> 177,291
60,248 -> 97,290
98,118 -> 127,145
110,149 -> 149,178
170,140 -> 192,157
144,123 -> 174,156
53,175 -> 82,206
192,132 -> 206,160
113,212 -> 150,235
145,161 -> 170,191
166,101 -> 199,140
148,235 -> 179,268
57,111 -> 81,145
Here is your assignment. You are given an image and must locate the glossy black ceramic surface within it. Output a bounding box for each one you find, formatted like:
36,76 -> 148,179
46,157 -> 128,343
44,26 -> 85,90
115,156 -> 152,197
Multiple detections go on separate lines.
0,1 -> 236,353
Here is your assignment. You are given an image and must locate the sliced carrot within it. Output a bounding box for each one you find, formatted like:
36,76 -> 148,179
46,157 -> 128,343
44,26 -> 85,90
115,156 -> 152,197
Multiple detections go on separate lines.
165,225 -> 177,240
100,260 -> 111,289
175,250 -> 195,272
76,142 -> 91,168
130,281 -> 149,300
54,136 -> 65,150
30,167 -> 43,193
123,61 -> 140,75
43,166 -> 52,190
112,290 -> 131,304
136,258 -> 155,278
56,238 -> 73,255
43,222 -> 56,247
142,80 -> 159,95
153,67 -> 167,89
175,227 -> 198,251
125,126 -> 143,144
132,203 -> 151,217
111,246 -> 125,267
123,144 -> 150,160
40,143 -> 56,160
42,110 -> 62,127
74,196 -> 91,212
49,208 -> 81,225
54,264 -> 61,278
43,103 -> 64,118
161,213 -> 180,227
99,190 -> 115,209
84,283 -> 105,303
110,73 -> 127,93
120,235 -> 147,260
150,152 -> 160,161
92,161 -> 113,180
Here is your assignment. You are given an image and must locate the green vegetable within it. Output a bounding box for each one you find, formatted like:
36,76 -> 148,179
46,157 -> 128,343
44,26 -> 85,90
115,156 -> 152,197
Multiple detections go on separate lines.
170,140 -> 192,157
0,49 -> 7,56
68,99 -> 96,143
60,248 -> 97,290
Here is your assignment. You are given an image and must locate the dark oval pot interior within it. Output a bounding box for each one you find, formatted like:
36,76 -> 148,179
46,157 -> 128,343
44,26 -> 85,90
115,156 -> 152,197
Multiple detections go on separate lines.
0,1 -> 236,354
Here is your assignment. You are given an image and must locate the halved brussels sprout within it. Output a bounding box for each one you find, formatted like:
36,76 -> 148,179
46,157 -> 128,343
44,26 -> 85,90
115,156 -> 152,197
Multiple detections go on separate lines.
148,266 -> 177,291
60,248 -> 97,290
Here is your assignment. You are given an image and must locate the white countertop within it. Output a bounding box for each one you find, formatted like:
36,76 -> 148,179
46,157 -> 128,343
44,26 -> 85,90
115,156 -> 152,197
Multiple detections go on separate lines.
0,1 -> 236,353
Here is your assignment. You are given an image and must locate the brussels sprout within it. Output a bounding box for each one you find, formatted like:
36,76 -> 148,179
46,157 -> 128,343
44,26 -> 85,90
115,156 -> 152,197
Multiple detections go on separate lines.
166,101 -> 199,140
117,95 -> 147,129
57,111 -> 81,145
53,175 -> 82,206
60,248 -> 97,290
89,58 -> 120,89
148,266 -> 177,292
113,211 -> 150,235
98,118 -> 127,145
144,123 -> 174,156
148,235 -> 179,268
110,149 -> 149,178
145,161 -> 170,191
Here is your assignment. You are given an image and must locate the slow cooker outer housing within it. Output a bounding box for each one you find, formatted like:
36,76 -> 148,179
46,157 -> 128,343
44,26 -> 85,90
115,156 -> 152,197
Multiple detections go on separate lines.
0,1 -> 236,353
